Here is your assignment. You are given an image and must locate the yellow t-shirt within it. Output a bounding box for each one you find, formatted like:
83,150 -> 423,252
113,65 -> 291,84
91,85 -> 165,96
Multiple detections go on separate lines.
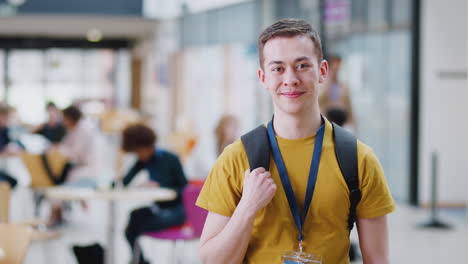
196,120 -> 395,264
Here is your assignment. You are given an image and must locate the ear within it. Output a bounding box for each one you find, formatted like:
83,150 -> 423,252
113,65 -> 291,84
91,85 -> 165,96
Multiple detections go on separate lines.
318,60 -> 329,84
258,68 -> 266,88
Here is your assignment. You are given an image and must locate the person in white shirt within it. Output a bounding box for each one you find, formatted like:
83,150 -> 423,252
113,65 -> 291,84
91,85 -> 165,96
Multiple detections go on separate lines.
48,105 -> 99,225
58,105 -> 99,185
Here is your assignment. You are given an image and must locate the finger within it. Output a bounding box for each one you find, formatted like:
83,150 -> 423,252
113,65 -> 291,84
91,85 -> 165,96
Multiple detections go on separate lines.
265,178 -> 275,187
257,172 -> 272,183
251,167 -> 266,176
269,183 -> 277,193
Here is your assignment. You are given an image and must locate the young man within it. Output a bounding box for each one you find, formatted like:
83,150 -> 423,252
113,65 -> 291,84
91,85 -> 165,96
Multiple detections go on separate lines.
196,19 -> 395,264
121,124 -> 187,264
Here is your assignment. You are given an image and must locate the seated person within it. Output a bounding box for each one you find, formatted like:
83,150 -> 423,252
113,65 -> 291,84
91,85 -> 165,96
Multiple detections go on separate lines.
33,102 -> 66,144
120,124 -> 187,264
0,104 -> 23,189
48,105 -> 99,225
0,104 -> 11,152
57,105 -> 99,185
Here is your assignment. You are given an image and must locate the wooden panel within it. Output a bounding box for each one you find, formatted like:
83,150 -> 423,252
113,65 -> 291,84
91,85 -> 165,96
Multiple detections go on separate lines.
131,57 -> 142,110
0,183 -> 10,223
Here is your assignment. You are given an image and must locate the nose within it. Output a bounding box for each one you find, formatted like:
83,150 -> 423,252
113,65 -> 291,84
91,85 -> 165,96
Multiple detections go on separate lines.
283,69 -> 299,87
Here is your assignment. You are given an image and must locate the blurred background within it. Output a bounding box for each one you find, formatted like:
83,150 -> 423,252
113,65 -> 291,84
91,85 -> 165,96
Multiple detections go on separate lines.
0,0 -> 466,263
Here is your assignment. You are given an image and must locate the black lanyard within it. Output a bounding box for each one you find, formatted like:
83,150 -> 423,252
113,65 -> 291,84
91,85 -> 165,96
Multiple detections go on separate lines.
267,119 -> 325,243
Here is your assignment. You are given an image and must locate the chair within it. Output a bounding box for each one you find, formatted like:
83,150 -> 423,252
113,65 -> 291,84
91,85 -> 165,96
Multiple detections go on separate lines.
20,150 -> 68,216
0,182 -> 10,223
0,223 -> 32,264
138,184 -> 207,264
20,150 -> 68,188
0,178 -> 60,241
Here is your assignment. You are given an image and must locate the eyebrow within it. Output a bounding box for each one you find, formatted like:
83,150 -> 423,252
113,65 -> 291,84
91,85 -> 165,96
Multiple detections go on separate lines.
266,56 -> 313,67
267,60 -> 284,66
294,56 -> 313,63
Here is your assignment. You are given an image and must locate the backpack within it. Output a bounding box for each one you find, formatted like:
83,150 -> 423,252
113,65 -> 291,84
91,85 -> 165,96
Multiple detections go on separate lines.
240,122 -> 361,232
72,243 -> 104,264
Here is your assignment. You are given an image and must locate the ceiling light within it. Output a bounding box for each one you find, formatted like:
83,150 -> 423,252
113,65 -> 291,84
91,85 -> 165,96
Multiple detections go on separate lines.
87,28 -> 103,42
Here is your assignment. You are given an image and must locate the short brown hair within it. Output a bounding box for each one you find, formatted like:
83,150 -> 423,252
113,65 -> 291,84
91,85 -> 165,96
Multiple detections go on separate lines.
62,105 -> 82,123
122,123 -> 157,152
258,18 -> 323,68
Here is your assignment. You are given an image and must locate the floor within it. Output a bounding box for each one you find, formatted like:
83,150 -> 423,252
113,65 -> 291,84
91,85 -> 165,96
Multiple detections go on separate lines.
8,187 -> 468,264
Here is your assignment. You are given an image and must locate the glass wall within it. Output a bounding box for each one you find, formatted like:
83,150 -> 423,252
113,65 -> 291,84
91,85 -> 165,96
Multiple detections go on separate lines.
166,0 -> 414,188
323,0 -> 413,202
2,48 -> 128,125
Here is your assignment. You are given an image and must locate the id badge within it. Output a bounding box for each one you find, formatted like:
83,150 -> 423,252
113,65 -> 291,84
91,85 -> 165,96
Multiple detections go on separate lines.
282,251 -> 322,264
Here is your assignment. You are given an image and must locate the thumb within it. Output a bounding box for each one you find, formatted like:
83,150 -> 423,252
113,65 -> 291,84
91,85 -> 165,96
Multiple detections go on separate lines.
244,169 -> 250,181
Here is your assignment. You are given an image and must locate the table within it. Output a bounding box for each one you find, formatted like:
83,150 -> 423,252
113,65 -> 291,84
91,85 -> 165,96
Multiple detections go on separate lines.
45,187 -> 177,264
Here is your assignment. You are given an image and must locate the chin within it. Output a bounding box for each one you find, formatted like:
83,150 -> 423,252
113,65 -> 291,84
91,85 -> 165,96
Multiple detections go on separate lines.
278,106 -> 305,116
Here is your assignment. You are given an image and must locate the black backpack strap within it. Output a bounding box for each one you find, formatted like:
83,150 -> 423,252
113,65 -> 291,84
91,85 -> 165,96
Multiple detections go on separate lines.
332,123 -> 361,232
241,125 -> 271,171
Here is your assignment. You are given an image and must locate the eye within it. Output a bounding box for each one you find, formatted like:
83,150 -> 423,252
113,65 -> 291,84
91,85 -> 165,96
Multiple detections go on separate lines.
272,67 -> 283,73
297,63 -> 310,70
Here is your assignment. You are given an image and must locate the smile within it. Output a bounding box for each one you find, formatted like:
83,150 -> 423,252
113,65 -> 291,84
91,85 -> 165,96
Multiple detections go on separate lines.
280,91 -> 305,98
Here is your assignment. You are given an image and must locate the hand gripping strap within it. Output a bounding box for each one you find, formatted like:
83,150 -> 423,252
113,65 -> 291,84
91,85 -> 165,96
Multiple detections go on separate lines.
241,125 -> 271,171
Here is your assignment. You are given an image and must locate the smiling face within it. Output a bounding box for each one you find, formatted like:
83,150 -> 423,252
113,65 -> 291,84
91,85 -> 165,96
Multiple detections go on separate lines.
258,35 -> 328,117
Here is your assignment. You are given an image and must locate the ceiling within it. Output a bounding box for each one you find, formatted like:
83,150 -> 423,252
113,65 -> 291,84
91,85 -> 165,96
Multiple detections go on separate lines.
0,15 -> 158,39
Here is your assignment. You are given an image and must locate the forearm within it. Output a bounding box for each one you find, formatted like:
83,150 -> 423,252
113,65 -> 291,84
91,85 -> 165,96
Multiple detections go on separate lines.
361,238 -> 389,264
358,215 -> 390,264
200,201 -> 256,264
362,255 -> 389,264
122,162 -> 143,186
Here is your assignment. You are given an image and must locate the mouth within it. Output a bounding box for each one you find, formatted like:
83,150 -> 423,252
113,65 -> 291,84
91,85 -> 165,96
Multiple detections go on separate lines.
280,91 -> 305,99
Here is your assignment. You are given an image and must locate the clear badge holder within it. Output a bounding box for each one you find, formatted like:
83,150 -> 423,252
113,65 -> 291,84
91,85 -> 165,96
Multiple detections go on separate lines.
282,251 -> 322,264
282,241 -> 322,264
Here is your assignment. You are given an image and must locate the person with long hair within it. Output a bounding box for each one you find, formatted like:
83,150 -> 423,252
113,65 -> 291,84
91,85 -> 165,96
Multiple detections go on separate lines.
214,114 -> 240,156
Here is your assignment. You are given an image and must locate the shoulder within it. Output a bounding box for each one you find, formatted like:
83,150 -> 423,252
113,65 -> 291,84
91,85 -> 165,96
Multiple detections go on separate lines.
216,139 -> 248,167
210,139 -> 249,181
355,141 -> 395,218
197,139 -> 247,216
356,140 -> 379,166
158,149 -> 181,162
77,120 -> 97,137
356,140 -> 388,188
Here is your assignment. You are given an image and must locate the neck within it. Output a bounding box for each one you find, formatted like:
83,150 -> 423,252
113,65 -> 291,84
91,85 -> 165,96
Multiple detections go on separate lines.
272,108 -> 322,139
